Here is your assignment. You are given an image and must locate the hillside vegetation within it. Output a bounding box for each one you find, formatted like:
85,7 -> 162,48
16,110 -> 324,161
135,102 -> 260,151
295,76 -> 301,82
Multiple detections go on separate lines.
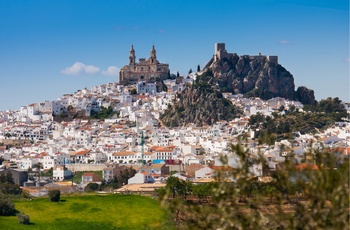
249,97 -> 348,144
160,70 -> 243,127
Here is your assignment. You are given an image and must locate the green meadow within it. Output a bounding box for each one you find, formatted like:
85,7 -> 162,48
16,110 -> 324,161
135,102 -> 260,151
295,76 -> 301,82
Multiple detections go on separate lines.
0,194 -> 174,230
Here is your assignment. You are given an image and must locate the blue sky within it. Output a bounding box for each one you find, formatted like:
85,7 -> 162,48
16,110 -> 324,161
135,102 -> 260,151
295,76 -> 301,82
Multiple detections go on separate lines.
0,0 -> 348,111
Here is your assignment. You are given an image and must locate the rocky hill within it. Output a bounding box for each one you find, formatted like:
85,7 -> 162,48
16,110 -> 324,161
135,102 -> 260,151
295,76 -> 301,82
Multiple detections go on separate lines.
204,55 -> 316,105
160,73 -> 243,127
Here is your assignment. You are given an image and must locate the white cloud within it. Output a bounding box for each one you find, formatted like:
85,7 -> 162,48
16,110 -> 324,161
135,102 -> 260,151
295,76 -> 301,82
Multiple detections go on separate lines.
61,62 -> 100,75
102,66 -> 120,76
278,40 -> 290,44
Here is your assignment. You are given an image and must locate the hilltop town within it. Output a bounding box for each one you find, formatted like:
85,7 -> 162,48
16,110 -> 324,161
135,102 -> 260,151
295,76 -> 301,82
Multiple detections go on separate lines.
0,44 -> 349,195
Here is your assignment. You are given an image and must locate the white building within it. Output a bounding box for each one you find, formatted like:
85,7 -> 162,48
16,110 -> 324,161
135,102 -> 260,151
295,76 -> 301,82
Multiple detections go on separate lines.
137,81 -> 157,94
53,165 -> 72,181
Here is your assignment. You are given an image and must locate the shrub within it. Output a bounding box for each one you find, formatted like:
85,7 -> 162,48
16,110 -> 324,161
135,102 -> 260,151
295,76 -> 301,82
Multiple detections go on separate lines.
0,183 -> 22,195
160,143 -> 350,229
48,189 -> 60,202
0,197 -> 15,216
84,183 -> 100,192
21,190 -> 32,199
17,213 -> 30,225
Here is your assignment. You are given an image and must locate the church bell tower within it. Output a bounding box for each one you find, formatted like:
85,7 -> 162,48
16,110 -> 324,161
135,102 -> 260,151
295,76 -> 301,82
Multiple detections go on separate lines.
149,45 -> 157,64
129,45 -> 136,68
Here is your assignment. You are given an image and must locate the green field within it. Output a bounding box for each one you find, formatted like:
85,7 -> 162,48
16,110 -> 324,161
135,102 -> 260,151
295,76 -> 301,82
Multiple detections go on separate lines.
0,194 -> 174,230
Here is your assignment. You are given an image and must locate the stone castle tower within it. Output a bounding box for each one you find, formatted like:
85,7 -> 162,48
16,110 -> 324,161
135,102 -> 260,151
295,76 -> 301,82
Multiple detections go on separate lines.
213,43 -> 278,64
119,45 -> 169,85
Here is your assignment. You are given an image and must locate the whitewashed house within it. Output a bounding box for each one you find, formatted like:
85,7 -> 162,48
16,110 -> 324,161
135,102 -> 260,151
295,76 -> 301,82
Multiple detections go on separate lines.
53,165 -> 72,181
195,166 -> 213,178
137,81 -> 157,94
128,172 -> 154,184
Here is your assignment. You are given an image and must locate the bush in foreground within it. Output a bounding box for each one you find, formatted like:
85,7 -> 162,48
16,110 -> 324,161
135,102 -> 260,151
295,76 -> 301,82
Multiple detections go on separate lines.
160,143 -> 349,229
84,183 -> 100,192
48,189 -> 60,202
0,197 -> 15,216
17,213 -> 30,224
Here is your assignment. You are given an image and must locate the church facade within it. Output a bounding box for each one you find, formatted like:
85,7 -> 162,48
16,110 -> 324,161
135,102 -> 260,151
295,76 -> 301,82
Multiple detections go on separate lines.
119,45 -> 169,85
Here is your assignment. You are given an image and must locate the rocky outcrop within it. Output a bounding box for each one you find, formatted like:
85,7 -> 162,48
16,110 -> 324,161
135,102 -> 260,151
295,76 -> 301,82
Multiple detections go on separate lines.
160,79 -> 243,127
296,86 -> 316,106
205,55 -> 315,104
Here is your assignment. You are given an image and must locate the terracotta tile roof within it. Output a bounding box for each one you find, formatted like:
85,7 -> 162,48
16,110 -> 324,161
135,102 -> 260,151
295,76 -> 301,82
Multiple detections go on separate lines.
113,151 -> 136,156
82,172 -> 96,177
295,163 -> 319,171
153,146 -> 176,152
150,146 -> 160,151
211,166 -> 235,172
334,147 -> 350,156
75,149 -> 90,155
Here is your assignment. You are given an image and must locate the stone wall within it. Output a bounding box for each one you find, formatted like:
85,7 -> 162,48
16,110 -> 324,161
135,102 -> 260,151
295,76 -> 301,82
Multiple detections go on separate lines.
0,139 -> 31,146
65,164 -> 106,172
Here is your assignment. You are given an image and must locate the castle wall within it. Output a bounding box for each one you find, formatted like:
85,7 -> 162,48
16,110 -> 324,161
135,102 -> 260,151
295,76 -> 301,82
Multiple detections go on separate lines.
267,56 -> 278,64
249,55 -> 267,61
213,43 -> 278,64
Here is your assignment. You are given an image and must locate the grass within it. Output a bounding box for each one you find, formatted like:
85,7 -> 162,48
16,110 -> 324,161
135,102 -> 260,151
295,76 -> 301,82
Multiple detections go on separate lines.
0,194 -> 174,230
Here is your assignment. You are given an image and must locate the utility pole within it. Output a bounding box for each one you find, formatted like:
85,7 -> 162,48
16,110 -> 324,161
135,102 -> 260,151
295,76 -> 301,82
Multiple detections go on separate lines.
37,163 -> 41,197
141,131 -> 145,165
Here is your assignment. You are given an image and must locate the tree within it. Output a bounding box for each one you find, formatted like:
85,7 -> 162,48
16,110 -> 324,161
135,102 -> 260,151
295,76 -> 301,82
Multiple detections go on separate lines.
130,89 -> 137,95
48,189 -> 60,202
0,171 -> 21,195
176,71 -> 180,77
197,65 -> 201,72
84,183 -> 100,192
188,69 -> 192,74
41,167 -> 53,177
110,167 -> 137,189
0,183 -> 22,195
159,143 -> 349,229
91,106 -> 116,119
278,105 -> 285,112
192,183 -> 212,203
0,197 -> 15,216
164,176 -> 190,199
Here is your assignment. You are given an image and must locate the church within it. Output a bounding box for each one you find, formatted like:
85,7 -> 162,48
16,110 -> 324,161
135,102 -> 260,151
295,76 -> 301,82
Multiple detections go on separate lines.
119,45 -> 169,85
